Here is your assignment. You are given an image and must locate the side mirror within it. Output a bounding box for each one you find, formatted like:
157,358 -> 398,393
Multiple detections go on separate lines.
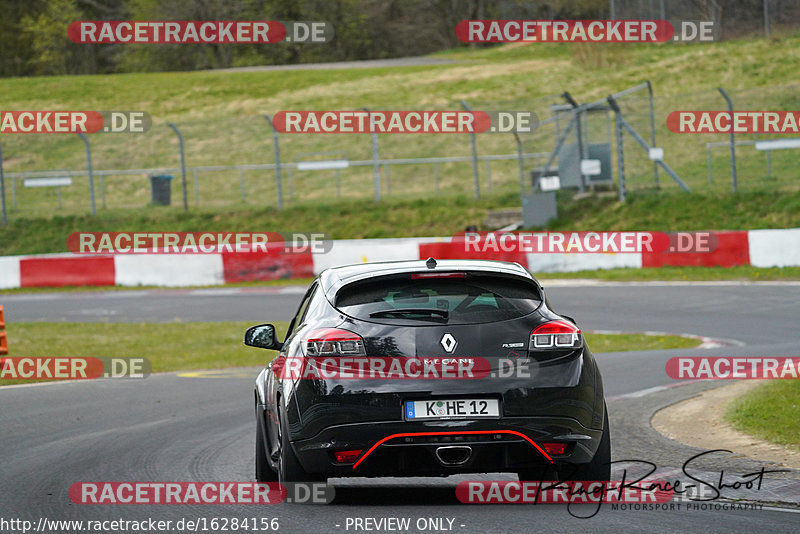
244,324 -> 283,350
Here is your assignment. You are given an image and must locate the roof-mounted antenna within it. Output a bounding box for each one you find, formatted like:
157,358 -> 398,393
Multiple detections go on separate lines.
426,257 -> 437,269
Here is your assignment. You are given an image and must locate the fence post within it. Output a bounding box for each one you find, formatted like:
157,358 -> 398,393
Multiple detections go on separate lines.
513,132 -> 525,197
77,133 -> 96,216
614,109 -> 625,202
562,92 -> 586,193
0,144 -> 7,225
646,80 -> 659,186
193,169 -> 199,205
434,161 -> 440,195
553,108 -> 561,145
766,150 -> 772,176
239,168 -> 246,202
263,115 -> 283,209
764,0 -> 770,38
707,146 -> 713,183
167,123 -> 189,211
460,100 -> 480,199
718,88 -> 737,193
363,108 -> 381,201
0,305 -> 7,355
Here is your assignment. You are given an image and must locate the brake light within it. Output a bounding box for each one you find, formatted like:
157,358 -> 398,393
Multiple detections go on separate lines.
542,442 -> 568,456
529,320 -> 582,350
333,449 -> 363,464
305,328 -> 366,356
411,272 -> 468,279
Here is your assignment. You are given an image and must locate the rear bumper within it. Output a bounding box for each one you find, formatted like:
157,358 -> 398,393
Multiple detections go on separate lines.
291,416 -> 603,477
287,349 -> 605,441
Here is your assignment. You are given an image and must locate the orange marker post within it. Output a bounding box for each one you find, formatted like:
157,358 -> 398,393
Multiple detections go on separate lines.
0,305 -> 7,355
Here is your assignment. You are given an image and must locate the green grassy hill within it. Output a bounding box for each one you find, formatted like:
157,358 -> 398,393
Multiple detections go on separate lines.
1,33 -> 800,247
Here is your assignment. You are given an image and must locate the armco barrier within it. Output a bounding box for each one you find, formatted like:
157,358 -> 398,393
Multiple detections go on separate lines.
221,249 -> 314,283
748,228 -> 800,267
20,256 -> 115,287
641,230 -> 751,268
0,229 -> 797,289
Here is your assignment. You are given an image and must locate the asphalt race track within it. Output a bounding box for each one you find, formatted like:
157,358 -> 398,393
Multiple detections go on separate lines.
2,282 -> 799,533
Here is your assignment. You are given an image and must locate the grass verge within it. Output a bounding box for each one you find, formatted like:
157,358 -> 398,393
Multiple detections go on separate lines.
0,321 -> 287,386
0,322 -> 699,386
585,332 -> 700,352
725,381 -> 800,451
1,189 -> 800,257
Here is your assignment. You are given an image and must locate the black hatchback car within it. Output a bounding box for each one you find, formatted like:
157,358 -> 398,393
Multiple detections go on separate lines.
246,259 -> 609,484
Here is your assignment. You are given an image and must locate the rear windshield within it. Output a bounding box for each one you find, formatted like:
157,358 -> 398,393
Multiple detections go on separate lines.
335,274 -> 542,325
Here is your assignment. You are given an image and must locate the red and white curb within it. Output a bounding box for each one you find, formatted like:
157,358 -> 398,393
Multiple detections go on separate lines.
0,228 -> 798,289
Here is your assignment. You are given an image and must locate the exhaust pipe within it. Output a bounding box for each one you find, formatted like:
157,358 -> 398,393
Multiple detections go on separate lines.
435,445 -> 472,466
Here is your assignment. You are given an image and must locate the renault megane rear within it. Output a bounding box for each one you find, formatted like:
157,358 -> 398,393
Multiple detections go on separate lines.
246,259 -> 609,484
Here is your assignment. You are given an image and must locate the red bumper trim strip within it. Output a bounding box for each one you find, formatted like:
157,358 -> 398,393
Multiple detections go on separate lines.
352,430 -> 553,469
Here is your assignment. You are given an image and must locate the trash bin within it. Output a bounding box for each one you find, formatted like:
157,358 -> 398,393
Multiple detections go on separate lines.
149,175 -> 172,206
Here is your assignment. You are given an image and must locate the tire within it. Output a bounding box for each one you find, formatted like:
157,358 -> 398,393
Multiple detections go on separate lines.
557,405 -> 611,482
277,402 -> 313,484
255,409 -> 277,482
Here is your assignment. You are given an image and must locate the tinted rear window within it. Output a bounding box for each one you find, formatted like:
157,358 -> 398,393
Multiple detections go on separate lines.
335,274 -> 542,325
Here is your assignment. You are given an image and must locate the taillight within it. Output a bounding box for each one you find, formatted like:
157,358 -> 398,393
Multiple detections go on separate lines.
529,320 -> 582,350
305,328 -> 366,356
333,449 -> 363,464
542,442 -> 568,456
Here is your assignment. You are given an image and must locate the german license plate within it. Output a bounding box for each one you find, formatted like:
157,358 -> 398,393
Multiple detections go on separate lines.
405,398 -> 500,420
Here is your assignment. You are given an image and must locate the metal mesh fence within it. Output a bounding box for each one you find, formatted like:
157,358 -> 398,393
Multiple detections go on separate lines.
1,82 -> 799,219
611,82 -> 800,194
610,0 -> 800,39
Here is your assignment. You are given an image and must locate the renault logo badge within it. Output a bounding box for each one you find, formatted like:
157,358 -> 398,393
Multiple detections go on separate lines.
440,333 -> 457,353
